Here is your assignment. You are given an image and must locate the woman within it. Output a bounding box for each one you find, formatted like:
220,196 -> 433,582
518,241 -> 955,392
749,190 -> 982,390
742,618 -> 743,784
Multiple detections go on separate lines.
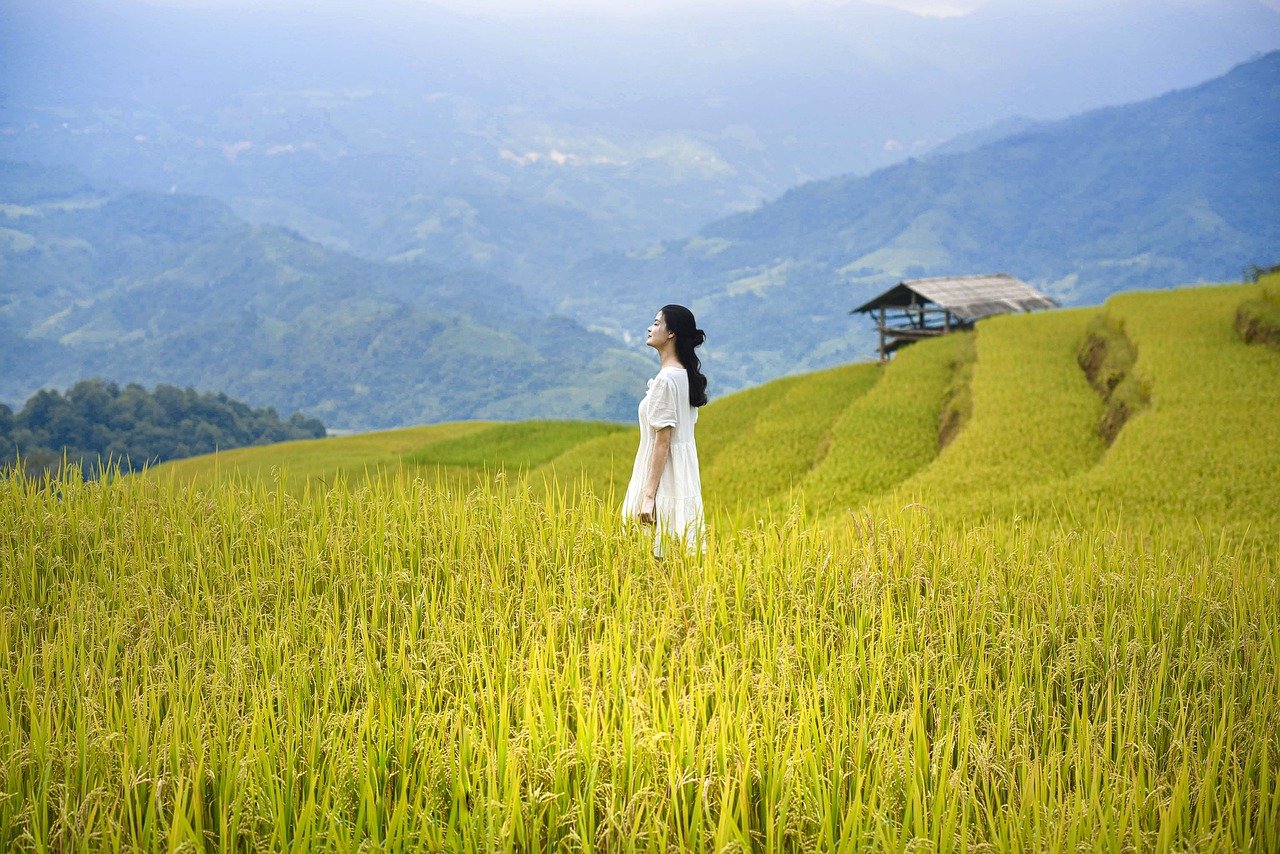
621,304 -> 708,557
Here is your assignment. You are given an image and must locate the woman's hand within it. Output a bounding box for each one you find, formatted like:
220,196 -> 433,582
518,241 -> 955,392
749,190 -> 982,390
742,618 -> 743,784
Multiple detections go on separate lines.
639,495 -> 656,525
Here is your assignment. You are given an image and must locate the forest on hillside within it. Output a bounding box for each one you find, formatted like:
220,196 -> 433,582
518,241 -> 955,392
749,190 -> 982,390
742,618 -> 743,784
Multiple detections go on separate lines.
0,379 -> 326,476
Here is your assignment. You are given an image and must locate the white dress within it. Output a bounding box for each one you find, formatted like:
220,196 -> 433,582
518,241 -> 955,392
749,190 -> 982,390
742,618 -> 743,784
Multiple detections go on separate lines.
621,366 -> 705,556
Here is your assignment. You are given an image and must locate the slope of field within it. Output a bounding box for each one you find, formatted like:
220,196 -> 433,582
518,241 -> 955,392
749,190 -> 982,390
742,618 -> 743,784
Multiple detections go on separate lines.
152,281 -> 1280,539
800,332 -> 970,518
11,280 -> 1280,848
406,421 -> 628,476
699,362 -> 880,514
5,464 -> 1277,849
864,281 -> 1280,541
160,362 -> 889,514
1052,282 -> 1280,535
155,421 -> 493,487
875,307 -> 1105,516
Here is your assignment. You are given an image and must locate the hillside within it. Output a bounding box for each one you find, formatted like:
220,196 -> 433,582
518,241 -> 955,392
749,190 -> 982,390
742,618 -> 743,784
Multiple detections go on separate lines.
11,277 -> 1280,850
0,378 -> 326,475
156,278 -> 1280,541
2,1 -> 1276,293
8,54 -> 1277,421
0,163 -> 650,429
552,52 -> 1280,391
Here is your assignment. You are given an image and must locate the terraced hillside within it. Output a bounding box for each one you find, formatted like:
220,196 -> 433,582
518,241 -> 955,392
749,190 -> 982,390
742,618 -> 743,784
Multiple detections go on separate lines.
10,278 -> 1279,850
154,279 -> 1280,538
872,280 -> 1280,539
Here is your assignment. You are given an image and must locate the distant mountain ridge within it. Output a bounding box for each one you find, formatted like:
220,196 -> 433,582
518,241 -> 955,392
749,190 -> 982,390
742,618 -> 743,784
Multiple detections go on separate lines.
0,162 -> 650,429
552,52 -> 1280,391
4,52 -> 1277,422
1,0 -> 1276,295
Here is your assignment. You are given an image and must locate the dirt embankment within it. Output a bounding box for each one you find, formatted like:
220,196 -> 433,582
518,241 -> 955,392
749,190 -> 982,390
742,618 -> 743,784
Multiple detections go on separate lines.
1077,315 -> 1149,444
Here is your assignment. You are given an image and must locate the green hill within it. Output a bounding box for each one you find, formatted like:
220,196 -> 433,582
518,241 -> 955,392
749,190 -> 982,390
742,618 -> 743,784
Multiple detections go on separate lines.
10,277 -> 1280,850
10,56 -> 1276,424
0,162 -> 650,430
551,52 -> 1280,392
154,278 -> 1280,540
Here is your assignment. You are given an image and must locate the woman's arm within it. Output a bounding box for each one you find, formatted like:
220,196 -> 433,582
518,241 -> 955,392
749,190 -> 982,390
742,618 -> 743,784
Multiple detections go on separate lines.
638,425 -> 672,524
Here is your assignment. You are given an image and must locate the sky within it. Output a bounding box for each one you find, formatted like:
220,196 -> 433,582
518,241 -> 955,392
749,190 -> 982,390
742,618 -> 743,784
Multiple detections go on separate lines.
418,0 -> 988,16
138,0 -> 1280,18
418,0 -> 1280,15
133,0 -> 982,12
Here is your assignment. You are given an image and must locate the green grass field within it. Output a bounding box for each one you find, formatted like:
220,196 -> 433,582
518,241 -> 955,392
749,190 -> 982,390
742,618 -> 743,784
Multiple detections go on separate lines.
799,331 -> 971,519
4,281 -> 1279,850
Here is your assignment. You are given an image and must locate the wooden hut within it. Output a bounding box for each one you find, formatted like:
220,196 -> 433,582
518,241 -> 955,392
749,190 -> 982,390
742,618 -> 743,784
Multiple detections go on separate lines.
852,273 -> 1058,361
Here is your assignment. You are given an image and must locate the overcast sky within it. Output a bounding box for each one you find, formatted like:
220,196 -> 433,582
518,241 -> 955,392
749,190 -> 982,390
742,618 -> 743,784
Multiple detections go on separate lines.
428,0 -> 1280,15
419,0 -> 988,16
139,0 -> 1280,18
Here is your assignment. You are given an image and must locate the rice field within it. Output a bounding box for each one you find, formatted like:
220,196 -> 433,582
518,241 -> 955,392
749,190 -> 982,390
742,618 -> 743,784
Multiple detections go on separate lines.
4,281 -> 1279,849
800,332 -> 970,519
3,467 -> 1278,850
879,308 -> 1104,515
701,362 -> 879,514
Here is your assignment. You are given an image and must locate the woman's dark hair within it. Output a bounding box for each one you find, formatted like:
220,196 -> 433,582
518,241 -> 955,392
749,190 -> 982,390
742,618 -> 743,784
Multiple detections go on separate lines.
661,304 -> 709,407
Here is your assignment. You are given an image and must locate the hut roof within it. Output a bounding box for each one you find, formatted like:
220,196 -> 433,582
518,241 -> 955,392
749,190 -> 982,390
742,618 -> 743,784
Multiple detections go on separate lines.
852,273 -> 1058,321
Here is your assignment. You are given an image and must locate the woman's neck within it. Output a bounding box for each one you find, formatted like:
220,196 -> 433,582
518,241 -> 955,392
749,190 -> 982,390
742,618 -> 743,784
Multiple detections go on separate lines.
656,340 -> 683,370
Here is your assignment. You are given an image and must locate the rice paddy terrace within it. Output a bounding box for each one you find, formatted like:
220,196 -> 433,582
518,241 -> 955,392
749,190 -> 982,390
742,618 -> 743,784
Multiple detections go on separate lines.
158,279 -> 1280,540
3,279 -> 1278,850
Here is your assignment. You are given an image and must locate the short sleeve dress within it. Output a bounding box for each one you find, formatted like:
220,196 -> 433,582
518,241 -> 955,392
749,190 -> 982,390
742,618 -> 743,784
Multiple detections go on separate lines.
621,366 -> 705,556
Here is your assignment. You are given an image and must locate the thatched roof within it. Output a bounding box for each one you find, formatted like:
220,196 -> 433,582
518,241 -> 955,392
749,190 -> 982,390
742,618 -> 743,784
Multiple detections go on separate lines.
852,273 -> 1058,321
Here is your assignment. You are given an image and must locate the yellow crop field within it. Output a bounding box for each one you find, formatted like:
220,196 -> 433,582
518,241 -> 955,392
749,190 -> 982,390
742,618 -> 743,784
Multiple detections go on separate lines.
879,308 -> 1104,519
869,283 -> 1280,541
701,362 -> 880,514
801,332 -> 971,518
402,421 -> 629,493
3,466 -> 1276,850
8,281 -> 1279,848
534,429 -> 640,506
155,422 -> 494,492
1048,283 -> 1280,538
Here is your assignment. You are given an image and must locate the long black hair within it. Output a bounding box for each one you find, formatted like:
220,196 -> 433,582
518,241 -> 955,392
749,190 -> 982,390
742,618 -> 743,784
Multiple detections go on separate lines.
661,304 -> 709,407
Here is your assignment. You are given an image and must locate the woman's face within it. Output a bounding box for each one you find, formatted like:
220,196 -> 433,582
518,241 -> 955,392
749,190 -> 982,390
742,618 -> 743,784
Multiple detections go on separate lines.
645,311 -> 673,350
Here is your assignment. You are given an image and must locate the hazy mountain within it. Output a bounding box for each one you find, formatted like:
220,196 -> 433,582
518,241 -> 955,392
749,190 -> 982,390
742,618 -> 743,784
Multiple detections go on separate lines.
0,162 -> 651,429
551,52 -> 1280,390
930,116 -> 1047,157
1,0 -> 1276,294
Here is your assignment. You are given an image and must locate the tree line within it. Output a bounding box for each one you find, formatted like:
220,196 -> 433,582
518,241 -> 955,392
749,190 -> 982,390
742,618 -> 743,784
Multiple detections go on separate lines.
1,379 -> 326,476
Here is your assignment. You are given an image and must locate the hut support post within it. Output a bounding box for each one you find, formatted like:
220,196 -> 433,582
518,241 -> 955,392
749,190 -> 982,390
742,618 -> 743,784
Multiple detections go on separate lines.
878,306 -> 886,362
944,310 -> 952,332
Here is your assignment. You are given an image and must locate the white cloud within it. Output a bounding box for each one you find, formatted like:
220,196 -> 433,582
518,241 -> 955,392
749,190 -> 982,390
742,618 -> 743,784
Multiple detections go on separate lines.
500,148 -> 626,167
221,140 -> 252,161
871,0 -> 986,15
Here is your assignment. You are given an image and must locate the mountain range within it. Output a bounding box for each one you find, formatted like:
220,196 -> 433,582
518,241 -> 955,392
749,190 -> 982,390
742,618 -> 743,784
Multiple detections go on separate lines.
0,162 -> 649,429
2,41 -> 1277,425
2,0 -> 1276,293
551,51 -> 1280,388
